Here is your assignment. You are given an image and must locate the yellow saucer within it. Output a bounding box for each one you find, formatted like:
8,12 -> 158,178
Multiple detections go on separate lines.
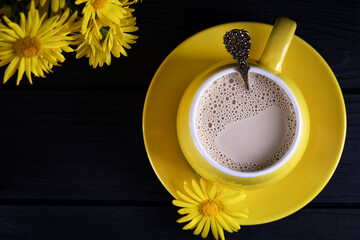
142,22 -> 346,225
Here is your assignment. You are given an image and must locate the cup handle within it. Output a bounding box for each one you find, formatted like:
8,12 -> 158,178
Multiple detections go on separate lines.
258,17 -> 297,72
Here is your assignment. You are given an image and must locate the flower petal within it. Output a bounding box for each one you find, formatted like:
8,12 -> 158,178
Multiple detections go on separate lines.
31,57 -> 39,77
75,0 -> 87,4
219,212 -> 240,231
199,178 -> 209,199
177,212 -> 200,223
209,184 -> 217,199
183,214 -> 203,230
215,214 -> 233,233
178,207 -> 197,215
0,58 -> 13,67
216,221 -> 225,240
81,11 -> 91,33
193,216 -> 206,235
3,56 -> 20,83
201,218 -> 211,238
192,179 -> 206,200
52,0 -> 59,12
0,32 -> 18,42
20,12 -> 26,30
210,217 -> 219,240
25,58 -> 32,84
184,182 -> 202,202
16,57 -> 25,85
60,0 -> 66,8
172,200 -> 196,208
3,17 -> 25,38
176,190 -> 198,205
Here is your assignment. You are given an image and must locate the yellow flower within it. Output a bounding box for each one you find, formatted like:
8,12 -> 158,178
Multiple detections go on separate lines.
0,1 -> 77,84
104,17 -> 138,57
76,36 -> 111,68
173,179 -> 248,240
75,14 -> 138,68
73,0 -> 139,68
75,24 -> 109,68
75,0 -> 134,36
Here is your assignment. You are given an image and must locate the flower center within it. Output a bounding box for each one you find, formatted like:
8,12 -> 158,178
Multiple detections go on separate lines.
14,36 -> 41,58
92,0 -> 107,10
200,199 -> 221,217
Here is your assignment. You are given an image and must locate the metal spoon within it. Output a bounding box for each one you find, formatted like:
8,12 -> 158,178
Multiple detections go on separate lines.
223,29 -> 251,90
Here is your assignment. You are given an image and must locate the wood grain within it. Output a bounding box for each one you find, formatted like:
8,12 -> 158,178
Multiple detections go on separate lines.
0,90 -> 357,203
0,206 -> 359,240
0,0 -> 358,239
0,0 -> 358,89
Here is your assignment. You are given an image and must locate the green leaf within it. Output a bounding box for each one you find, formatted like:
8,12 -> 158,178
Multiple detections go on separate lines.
100,26 -> 110,39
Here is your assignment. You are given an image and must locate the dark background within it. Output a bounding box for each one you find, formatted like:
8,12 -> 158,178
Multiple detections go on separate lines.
0,0 -> 359,239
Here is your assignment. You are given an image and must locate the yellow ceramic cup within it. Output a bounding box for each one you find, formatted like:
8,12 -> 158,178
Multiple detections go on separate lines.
177,17 -> 310,189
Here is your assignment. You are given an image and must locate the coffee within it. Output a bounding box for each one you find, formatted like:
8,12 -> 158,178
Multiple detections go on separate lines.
193,71 -> 297,172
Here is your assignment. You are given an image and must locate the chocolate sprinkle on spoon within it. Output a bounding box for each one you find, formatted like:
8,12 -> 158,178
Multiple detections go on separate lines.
223,29 -> 251,90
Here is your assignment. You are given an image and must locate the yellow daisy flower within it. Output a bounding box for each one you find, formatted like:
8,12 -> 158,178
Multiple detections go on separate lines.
0,1 -> 77,84
75,0 -> 134,36
75,15 -> 138,68
105,17 -> 138,57
173,179 -> 248,240
75,24 -> 110,68
76,38 -> 111,68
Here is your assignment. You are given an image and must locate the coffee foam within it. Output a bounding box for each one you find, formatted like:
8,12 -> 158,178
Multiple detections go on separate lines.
194,72 -> 297,172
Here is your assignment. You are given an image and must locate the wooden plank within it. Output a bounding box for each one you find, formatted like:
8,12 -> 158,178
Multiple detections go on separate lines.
0,0 -> 358,89
0,206 -> 358,240
0,91 -> 357,203
0,90 -> 168,201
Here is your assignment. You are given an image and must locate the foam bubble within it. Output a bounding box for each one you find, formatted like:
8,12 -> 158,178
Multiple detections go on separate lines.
194,72 -> 297,172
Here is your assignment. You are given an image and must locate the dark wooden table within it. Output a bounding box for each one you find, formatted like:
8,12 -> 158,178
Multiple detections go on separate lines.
0,0 -> 359,239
